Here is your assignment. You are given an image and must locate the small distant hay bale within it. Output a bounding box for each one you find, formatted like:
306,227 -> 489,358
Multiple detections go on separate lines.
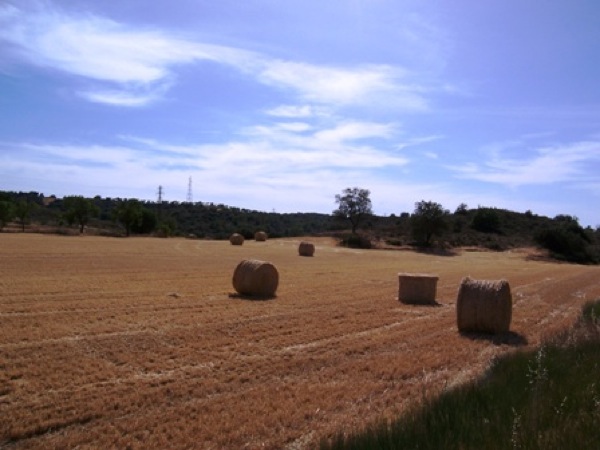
398,273 -> 438,305
229,233 -> 244,245
298,241 -> 315,257
254,231 -> 268,241
456,277 -> 512,334
232,259 -> 279,297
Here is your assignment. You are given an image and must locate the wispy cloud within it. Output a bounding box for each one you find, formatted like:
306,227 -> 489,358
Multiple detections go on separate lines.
77,87 -> 168,107
449,140 -> 600,187
314,121 -> 397,142
0,2 -> 256,105
265,104 -> 324,118
1,2 -> 264,80
0,2 -> 429,110
2,115 -> 411,204
257,61 -> 427,109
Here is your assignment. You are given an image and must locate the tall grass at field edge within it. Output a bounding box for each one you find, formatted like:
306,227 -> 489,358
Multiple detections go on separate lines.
321,299 -> 600,450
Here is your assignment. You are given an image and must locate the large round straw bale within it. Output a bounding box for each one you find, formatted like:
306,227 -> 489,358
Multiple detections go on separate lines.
254,231 -> 268,241
456,277 -> 512,334
232,259 -> 279,297
398,273 -> 438,305
298,241 -> 315,257
229,233 -> 244,245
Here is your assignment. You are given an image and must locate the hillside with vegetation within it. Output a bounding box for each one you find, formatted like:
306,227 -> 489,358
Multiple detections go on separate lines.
1,190 -> 598,264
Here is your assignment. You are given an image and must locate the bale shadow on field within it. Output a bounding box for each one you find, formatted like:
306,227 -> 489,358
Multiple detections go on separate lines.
459,330 -> 528,347
398,299 -> 445,307
228,292 -> 277,301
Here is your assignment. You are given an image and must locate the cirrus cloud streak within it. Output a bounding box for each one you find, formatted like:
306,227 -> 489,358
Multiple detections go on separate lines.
0,1 -> 429,109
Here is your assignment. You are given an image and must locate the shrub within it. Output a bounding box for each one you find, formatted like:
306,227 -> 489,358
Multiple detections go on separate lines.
339,233 -> 372,249
535,227 -> 595,264
471,208 -> 501,233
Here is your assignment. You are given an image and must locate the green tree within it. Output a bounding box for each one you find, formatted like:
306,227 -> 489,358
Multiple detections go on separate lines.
112,199 -> 143,237
63,196 -> 100,233
333,187 -> 373,234
411,200 -> 449,246
454,203 -> 469,215
471,207 -> 501,233
14,199 -> 35,232
130,208 -> 158,234
535,215 -> 595,263
0,200 -> 13,230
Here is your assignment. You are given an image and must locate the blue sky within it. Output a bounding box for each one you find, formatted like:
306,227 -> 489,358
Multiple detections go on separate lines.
1,0 -> 599,226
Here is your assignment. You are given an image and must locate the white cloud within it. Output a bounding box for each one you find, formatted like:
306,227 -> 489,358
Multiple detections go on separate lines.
314,121 -> 396,142
273,122 -> 313,133
7,2 -> 269,79
78,88 -> 162,107
265,105 -> 313,118
395,135 -> 444,151
0,2 -> 255,105
0,2 -> 431,111
5,132 -> 598,222
258,60 -> 427,109
2,114 -> 411,208
449,140 -> 600,187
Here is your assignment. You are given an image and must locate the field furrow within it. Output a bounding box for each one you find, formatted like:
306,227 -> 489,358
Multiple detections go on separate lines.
1,234 -> 599,449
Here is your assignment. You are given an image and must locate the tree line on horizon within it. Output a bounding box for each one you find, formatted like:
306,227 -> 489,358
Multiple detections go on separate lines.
1,189 -> 598,264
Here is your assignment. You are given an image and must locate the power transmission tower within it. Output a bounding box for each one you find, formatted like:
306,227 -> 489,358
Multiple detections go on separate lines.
157,185 -> 164,220
186,177 -> 193,203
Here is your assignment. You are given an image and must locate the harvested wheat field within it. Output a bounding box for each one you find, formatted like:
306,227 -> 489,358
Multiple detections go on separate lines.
1,234 -> 599,449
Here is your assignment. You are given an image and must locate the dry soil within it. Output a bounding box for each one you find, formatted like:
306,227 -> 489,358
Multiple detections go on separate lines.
1,234 -> 599,449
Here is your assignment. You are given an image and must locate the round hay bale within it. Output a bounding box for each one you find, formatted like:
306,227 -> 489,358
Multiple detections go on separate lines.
232,259 -> 279,297
456,277 -> 512,334
298,241 -> 315,257
398,273 -> 438,305
254,231 -> 268,241
229,233 -> 244,245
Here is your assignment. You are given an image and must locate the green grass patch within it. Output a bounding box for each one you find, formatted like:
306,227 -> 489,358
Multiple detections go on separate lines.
321,300 -> 600,450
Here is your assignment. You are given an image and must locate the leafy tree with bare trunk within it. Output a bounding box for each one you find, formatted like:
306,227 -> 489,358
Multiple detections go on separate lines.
112,199 -> 143,237
333,187 -> 373,234
0,200 -> 13,230
14,199 -> 35,232
411,200 -> 449,246
63,196 -> 99,233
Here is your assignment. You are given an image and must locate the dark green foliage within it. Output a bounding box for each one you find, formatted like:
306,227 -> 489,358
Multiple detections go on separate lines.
581,299 -> 600,323
156,217 -> 177,238
410,200 -> 449,246
339,233 -> 372,249
321,300 -> 600,450
0,200 -> 13,230
158,202 -> 333,239
14,198 -> 36,232
63,196 -> 100,233
535,215 -> 596,264
455,203 -> 469,215
130,208 -> 157,234
333,187 -> 373,234
112,199 -> 143,237
471,207 -> 502,233
0,190 -> 598,265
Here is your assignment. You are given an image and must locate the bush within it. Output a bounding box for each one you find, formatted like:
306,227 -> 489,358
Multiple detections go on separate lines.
471,208 -> 501,233
339,233 -> 372,249
535,227 -> 596,264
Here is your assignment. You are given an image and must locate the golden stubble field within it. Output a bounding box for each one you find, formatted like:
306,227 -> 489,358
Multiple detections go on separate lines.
1,234 -> 599,449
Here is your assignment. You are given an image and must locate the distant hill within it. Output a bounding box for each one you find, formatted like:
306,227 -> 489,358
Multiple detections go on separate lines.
1,190 -> 598,263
